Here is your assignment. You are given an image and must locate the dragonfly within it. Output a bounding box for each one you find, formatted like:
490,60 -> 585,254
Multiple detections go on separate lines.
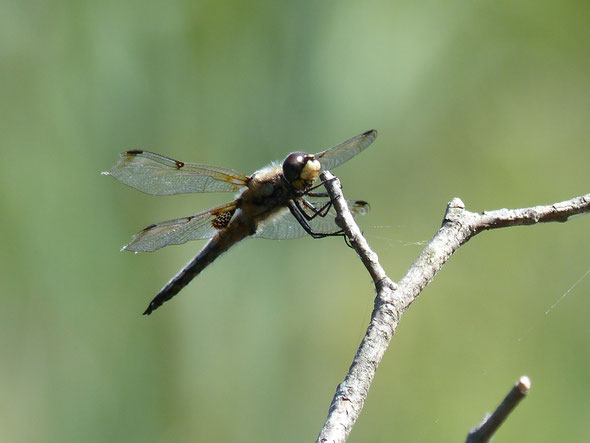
105,129 -> 377,315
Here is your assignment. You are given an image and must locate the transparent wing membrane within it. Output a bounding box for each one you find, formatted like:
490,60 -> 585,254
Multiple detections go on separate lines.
107,150 -> 248,195
124,202 -> 237,252
254,200 -> 370,240
314,129 -> 377,172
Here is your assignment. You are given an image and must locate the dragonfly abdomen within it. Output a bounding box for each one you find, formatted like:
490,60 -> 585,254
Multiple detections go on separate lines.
143,218 -> 253,315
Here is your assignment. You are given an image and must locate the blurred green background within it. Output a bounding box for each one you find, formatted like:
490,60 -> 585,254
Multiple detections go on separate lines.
2,0 -> 590,441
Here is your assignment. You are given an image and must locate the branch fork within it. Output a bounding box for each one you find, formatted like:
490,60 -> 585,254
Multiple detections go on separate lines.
317,170 -> 590,442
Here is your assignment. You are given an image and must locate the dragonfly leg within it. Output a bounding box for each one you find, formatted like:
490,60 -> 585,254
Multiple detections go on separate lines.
292,199 -> 357,248
295,198 -> 333,221
288,201 -> 345,239
304,175 -> 340,194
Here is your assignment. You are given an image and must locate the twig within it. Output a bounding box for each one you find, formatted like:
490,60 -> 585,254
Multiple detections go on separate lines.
466,376 -> 531,442
316,170 -> 590,442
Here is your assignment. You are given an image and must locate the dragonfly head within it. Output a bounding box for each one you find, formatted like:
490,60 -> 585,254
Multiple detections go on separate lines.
282,152 -> 321,191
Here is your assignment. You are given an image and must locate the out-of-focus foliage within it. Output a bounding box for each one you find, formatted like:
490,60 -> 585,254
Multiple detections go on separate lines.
2,0 -> 589,441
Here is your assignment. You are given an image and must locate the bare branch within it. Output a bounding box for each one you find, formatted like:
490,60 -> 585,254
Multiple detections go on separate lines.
466,376 -> 531,443
316,171 -> 590,442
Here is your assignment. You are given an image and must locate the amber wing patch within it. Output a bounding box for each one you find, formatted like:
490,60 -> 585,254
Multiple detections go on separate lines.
211,208 -> 235,230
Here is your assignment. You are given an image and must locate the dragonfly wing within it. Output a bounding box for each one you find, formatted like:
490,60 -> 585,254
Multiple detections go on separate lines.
314,129 -> 377,172
106,150 -> 249,195
253,207 -> 306,240
124,202 -> 238,252
254,200 -> 370,240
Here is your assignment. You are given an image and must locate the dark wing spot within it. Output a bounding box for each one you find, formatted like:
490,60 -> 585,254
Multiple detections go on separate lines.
175,160 -> 184,169
125,149 -> 144,155
211,209 -> 235,230
142,223 -> 157,232
351,200 -> 370,216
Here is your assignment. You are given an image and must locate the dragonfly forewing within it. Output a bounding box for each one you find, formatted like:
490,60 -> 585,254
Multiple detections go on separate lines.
314,129 -> 377,172
107,150 -> 249,195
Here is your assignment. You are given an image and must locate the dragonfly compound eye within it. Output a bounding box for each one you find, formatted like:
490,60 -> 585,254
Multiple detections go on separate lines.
282,152 -> 308,182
